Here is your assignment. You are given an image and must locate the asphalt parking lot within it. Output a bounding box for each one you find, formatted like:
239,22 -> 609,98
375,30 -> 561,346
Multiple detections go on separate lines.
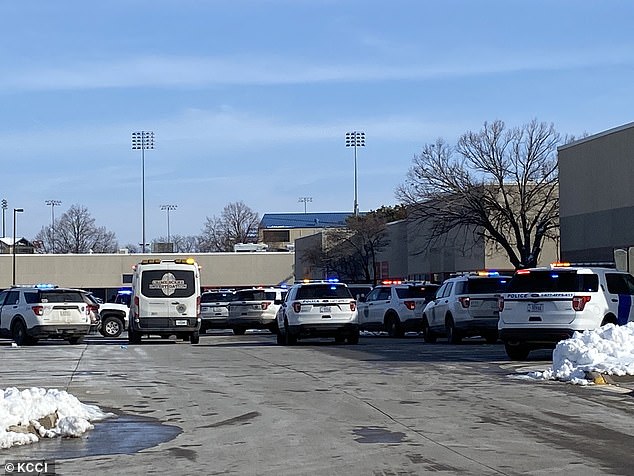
2,332 -> 634,476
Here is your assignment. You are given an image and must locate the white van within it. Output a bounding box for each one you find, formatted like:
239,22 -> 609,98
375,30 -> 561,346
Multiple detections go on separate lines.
128,258 -> 201,344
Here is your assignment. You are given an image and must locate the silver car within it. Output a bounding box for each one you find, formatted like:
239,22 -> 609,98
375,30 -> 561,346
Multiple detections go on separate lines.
200,290 -> 235,333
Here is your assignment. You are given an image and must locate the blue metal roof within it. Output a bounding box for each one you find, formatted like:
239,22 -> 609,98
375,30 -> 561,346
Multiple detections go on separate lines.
260,213 -> 353,229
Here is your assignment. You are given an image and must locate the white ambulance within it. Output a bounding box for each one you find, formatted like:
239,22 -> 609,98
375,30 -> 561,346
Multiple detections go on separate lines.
129,258 -> 201,344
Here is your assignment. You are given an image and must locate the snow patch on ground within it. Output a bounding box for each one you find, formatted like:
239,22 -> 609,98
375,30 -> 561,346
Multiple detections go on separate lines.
0,387 -> 112,449
516,323 -> 634,385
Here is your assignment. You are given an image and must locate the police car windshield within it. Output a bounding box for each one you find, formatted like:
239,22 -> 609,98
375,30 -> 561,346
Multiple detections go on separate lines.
508,270 -> 599,293
201,292 -> 233,303
395,286 -> 439,300
296,284 -> 352,299
463,278 -> 509,294
38,290 -> 84,303
235,290 -> 279,301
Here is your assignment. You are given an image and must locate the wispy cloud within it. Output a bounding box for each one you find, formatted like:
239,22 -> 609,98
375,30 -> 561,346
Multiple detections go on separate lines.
3,45 -> 633,92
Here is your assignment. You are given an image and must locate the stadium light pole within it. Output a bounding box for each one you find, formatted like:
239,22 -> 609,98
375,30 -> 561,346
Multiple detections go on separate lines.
12,208 -> 24,286
160,204 -> 177,246
45,199 -> 61,253
1,199 -> 7,237
298,197 -> 312,214
132,131 -> 155,253
345,131 -> 365,216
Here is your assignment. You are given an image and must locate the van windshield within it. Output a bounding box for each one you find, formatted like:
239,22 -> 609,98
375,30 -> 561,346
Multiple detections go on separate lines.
507,270 -> 599,293
141,270 -> 196,298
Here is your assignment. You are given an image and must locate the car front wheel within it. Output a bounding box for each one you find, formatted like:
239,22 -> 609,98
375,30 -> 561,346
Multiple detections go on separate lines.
100,316 -> 124,338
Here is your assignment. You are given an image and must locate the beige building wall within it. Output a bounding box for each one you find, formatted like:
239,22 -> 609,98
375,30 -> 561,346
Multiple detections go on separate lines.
294,233 -> 325,281
0,252 -> 295,290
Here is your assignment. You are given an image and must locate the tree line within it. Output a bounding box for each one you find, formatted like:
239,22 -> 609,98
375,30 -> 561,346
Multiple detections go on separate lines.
32,201 -> 260,254
30,119 -> 567,277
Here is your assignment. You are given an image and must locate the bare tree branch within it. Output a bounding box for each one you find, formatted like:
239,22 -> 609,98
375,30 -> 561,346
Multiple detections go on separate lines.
396,119 -> 560,269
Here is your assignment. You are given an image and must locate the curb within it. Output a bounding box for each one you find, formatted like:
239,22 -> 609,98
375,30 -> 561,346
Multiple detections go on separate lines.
585,371 -> 634,388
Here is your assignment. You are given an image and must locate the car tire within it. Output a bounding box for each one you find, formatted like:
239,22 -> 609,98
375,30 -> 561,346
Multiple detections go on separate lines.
347,330 -> 359,345
445,316 -> 461,344
284,325 -> 297,345
483,331 -> 498,344
386,315 -> 404,338
504,342 -> 530,360
100,316 -> 124,338
190,331 -> 200,344
11,320 -> 30,346
422,317 -> 437,343
128,328 -> 142,344
232,327 -> 246,336
68,335 -> 85,345
276,331 -> 285,345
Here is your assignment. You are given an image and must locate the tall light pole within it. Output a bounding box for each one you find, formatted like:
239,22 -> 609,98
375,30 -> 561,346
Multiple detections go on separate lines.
160,204 -> 177,246
1,199 -> 7,238
12,208 -> 24,286
298,197 -> 312,214
45,199 -> 61,253
345,131 -> 365,216
132,131 -> 155,253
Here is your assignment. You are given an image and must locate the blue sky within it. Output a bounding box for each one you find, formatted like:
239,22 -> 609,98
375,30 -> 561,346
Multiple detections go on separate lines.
2,0 -> 634,247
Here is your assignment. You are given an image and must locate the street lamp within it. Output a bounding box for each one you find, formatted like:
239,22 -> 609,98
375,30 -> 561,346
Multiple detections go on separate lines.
1,199 -> 7,237
45,199 -> 61,253
12,208 -> 24,286
345,131 -> 365,216
132,131 -> 155,253
298,197 -> 312,214
160,204 -> 177,246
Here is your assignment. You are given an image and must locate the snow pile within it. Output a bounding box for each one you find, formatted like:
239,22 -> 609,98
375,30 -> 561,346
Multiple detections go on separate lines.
0,387 -> 112,449
524,323 -> 634,385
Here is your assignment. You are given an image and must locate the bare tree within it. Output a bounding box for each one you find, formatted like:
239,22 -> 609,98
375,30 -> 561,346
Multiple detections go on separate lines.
396,119 -> 561,269
304,207 -> 403,283
35,204 -> 118,253
199,201 -> 260,252
152,235 -> 200,253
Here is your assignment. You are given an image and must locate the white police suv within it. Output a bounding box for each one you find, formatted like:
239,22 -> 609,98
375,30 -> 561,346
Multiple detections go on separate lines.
275,280 -> 359,345
422,271 -> 510,344
498,263 -> 634,360
358,281 -> 439,337
0,284 -> 92,345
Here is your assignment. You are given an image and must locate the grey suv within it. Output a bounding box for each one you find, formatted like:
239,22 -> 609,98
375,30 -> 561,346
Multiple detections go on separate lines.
0,285 -> 92,345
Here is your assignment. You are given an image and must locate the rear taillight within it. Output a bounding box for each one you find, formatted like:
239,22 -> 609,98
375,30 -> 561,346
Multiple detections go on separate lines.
498,296 -> 504,312
293,302 -> 301,313
572,296 -> 591,311
134,296 -> 139,307
261,301 -> 271,310
459,297 -> 471,308
196,295 -> 201,314
404,300 -> 415,311
31,306 -> 44,316
350,301 -> 356,311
